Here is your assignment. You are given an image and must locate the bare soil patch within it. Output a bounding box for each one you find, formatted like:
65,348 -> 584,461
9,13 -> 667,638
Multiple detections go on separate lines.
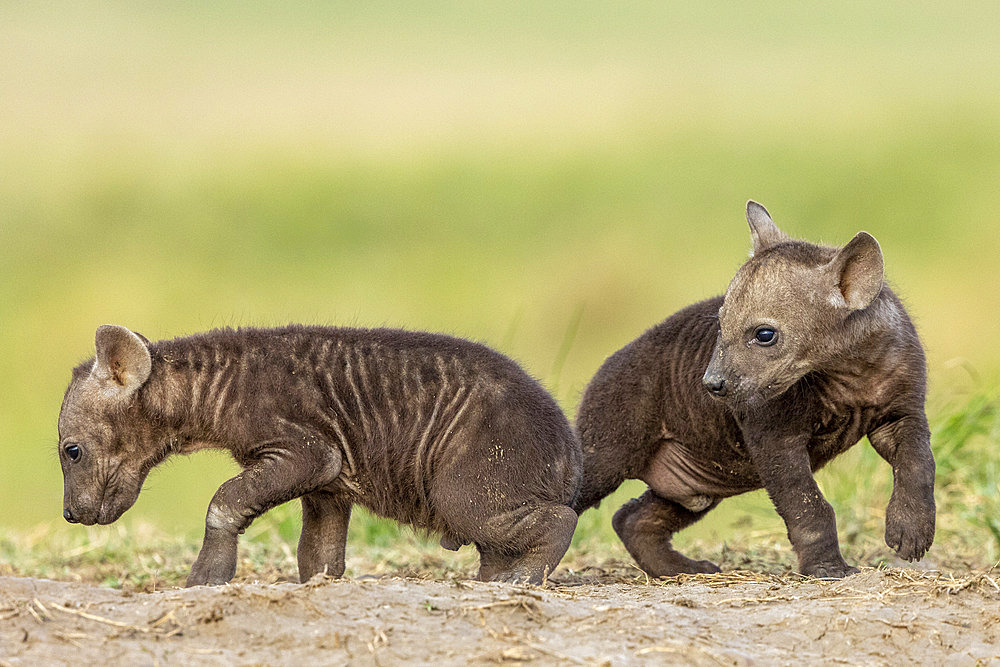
2,567 -> 997,665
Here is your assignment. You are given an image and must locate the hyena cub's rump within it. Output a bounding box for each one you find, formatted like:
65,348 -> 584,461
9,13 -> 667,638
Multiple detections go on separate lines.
58,325 -> 581,585
575,201 -> 935,578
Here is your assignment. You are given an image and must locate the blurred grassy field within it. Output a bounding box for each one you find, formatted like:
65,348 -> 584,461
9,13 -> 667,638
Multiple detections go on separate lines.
2,3 -> 1000,575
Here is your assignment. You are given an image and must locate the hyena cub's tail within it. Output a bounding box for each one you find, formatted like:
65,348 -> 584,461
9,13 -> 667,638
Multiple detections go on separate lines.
570,447 -> 627,515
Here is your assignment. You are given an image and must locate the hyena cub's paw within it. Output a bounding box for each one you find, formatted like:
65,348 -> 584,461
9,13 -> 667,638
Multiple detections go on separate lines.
186,547 -> 239,587
884,493 -> 935,562
684,558 -> 722,575
801,560 -> 860,579
186,562 -> 236,587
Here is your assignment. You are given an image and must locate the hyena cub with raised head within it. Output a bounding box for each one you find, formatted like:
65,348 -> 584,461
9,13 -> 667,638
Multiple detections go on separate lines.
574,202 -> 935,578
58,325 -> 581,586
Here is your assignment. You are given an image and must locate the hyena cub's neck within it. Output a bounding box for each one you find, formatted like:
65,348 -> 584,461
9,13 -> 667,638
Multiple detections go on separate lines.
838,289 -> 919,367
799,287 -> 923,409
136,333 -> 268,454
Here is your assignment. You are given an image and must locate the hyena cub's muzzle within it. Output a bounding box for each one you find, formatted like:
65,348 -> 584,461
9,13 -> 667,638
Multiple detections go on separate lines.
702,338 -> 730,397
702,369 -> 728,397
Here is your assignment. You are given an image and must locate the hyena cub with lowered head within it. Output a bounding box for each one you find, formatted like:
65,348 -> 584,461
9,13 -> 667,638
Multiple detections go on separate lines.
574,202 -> 935,578
58,325 -> 581,585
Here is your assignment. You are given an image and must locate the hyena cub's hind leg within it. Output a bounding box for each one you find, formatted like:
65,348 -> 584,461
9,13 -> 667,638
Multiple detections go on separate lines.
297,490 -> 353,581
474,503 -> 578,584
613,490 -> 721,576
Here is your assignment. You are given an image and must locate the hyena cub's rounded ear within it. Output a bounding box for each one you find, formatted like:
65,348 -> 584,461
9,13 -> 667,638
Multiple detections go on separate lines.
91,324 -> 153,399
827,232 -> 885,311
746,200 -> 786,254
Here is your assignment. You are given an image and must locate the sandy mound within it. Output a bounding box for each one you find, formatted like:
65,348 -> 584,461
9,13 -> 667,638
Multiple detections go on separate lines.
2,568 -> 997,665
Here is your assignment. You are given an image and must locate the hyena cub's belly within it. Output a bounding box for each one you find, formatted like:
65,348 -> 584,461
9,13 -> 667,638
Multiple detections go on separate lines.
641,438 -> 759,511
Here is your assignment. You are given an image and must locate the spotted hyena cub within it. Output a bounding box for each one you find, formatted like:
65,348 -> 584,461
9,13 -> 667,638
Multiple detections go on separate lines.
574,201 -> 935,578
58,325 -> 581,585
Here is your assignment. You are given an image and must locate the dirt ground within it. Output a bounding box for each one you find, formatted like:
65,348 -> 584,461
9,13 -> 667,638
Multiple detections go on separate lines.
1,566 -> 998,666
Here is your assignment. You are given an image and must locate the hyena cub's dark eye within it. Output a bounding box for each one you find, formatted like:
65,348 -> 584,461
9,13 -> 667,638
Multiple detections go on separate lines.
64,444 -> 82,462
752,327 -> 778,346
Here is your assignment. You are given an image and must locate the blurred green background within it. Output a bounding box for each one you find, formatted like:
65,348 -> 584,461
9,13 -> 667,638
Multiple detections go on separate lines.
2,3 -> 999,563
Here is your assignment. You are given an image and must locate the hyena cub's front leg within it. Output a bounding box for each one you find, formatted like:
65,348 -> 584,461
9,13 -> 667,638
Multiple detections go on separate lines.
868,413 -> 936,561
746,433 -> 858,578
187,444 -> 342,587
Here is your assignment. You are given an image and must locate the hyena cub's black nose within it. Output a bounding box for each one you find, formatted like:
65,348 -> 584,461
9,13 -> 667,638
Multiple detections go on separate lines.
702,373 -> 727,397
63,508 -> 78,523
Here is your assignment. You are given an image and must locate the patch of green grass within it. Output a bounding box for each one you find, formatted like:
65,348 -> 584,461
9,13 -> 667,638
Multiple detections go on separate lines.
927,391 -> 1000,561
0,523 -> 200,592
